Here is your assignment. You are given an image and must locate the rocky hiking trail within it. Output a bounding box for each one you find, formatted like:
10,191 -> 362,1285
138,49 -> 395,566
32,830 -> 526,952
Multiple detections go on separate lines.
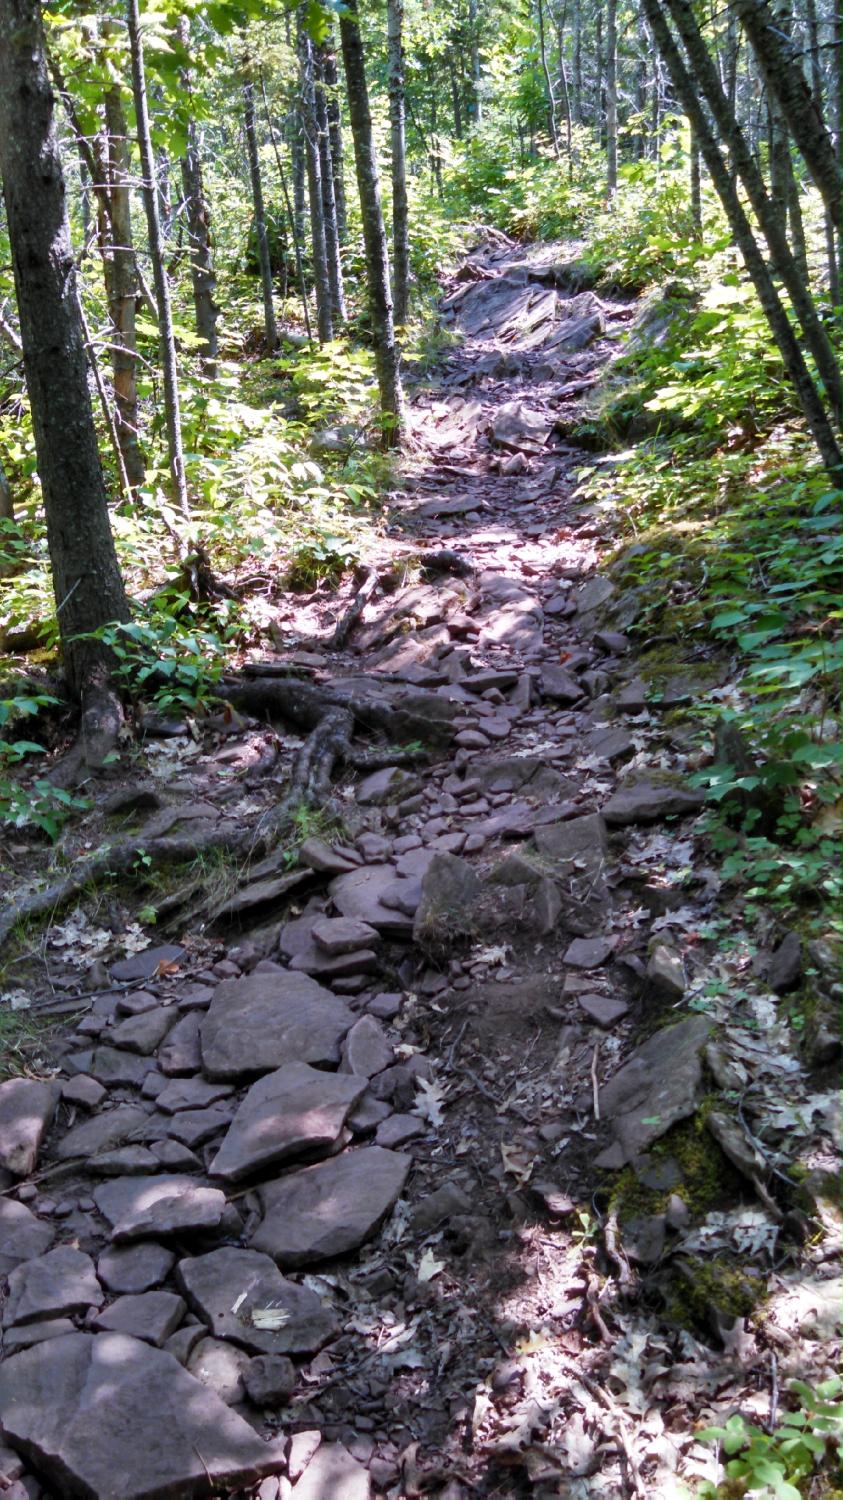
0,237 -> 839,1500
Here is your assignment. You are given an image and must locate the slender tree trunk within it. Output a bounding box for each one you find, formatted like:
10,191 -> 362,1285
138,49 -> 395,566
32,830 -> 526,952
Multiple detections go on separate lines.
594,5 -> 604,143
605,0 -> 618,191
338,0 -> 403,444
468,0 -> 482,122
557,10 -> 574,170
804,0 -> 839,299
690,128 -> 702,234
315,46 -> 346,324
127,0 -> 190,521
321,39 -> 347,242
242,75 -> 279,353
537,0 -> 560,153
640,0 -> 843,481
733,0 -> 841,223
259,74 -> 313,347
572,0 -> 582,124
102,77 -> 145,489
387,0 -> 411,325
665,0 -> 842,423
450,58 -> 463,139
0,0 -> 130,696
298,24 -> 333,344
178,18 -> 218,374
289,103 -> 308,249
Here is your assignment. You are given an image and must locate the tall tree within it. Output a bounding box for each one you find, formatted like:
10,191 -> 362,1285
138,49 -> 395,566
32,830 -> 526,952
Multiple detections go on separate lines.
101,35 -> 145,489
178,17 -> 218,373
605,0 -> 618,192
0,0 -> 130,705
321,37 -> 348,242
298,23 -> 333,344
242,72 -> 279,353
315,45 -> 347,324
386,0 -> 411,324
339,0 -> 403,443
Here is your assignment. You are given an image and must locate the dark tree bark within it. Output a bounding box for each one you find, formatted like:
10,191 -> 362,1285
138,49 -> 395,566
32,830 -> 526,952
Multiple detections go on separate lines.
732,0 -> 842,223
178,18 -> 218,374
298,23 -> 333,344
101,51 -> 144,490
339,0 -> 403,444
242,74 -> 279,353
640,0 -> 843,481
572,0 -> 583,123
386,0 -> 411,324
803,0 -> 839,300
468,0 -> 482,121
321,38 -> 347,242
315,45 -> 347,324
0,0 -> 130,698
605,0 -> 618,190
690,128 -> 702,234
665,0 -> 841,424
259,74 -> 313,347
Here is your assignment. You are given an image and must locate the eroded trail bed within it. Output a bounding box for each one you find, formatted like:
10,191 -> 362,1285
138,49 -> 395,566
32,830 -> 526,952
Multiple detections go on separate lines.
0,242 -> 839,1500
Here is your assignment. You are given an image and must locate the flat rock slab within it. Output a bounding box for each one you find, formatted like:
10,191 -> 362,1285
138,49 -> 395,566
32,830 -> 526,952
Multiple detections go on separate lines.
0,1078 -> 59,1178
311,917 -> 380,956
109,1007 -> 175,1056
53,1104 -> 149,1163
93,1174 -> 227,1242
250,1146 -> 411,1268
592,1015 -> 715,1168
577,994 -> 629,1028
209,1062 -> 366,1182
564,936 -> 613,969
110,943 -> 184,982
98,1241 -> 175,1294
0,1332 -> 286,1498
329,866 -> 416,938
413,853 -> 482,947
157,1011 -> 203,1076
2,1247 -> 101,1328
602,776 -> 704,826
0,1200 -> 54,1278
201,972 -> 354,1081
176,1246 -> 338,1356
93,1290 -> 186,1346
64,1046 -> 154,1088
294,1443 -> 371,1500
155,1077 -> 234,1114
339,1016 -> 394,1079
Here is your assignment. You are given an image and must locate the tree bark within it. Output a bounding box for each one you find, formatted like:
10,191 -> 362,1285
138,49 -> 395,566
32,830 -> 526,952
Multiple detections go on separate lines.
101,50 -> 144,490
321,38 -> 347,242
315,45 -> 347,324
572,0 -> 582,124
387,0 -> 411,325
259,73 -> 313,347
537,0 -> 560,154
732,0 -> 841,223
339,0 -> 404,444
605,0 -> 618,191
0,0 -> 130,697
178,18 -> 218,374
298,23 -> 333,344
665,0 -> 842,425
690,128 -> 702,234
468,0 -> 482,122
639,0 -> 843,482
242,74 -> 279,353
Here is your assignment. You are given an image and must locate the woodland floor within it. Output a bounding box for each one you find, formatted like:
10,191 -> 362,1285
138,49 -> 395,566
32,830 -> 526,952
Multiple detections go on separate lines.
0,239 -> 839,1500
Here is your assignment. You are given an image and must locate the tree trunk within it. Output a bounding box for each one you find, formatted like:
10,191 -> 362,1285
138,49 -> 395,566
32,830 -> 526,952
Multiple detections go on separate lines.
804,0 -> 839,300
640,0 -> 843,482
537,0 -> 560,154
315,45 -> 346,324
242,75 -> 279,353
605,0 -> 618,191
690,128 -> 702,234
468,0 -> 482,122
101,80 -> 144,490
387,0 -> 411,325
298,24 -> 333,344
0,0 -> 130,697
665,0 -> 842,424
572,0 -> 582,124
127,0 -> 190,523
556,10 -> 574,170
321,38 -> 347,242
259,74 -> 313,347
733,0 -> 841,223
338,0 -> 403,444
178,18 -> 218,374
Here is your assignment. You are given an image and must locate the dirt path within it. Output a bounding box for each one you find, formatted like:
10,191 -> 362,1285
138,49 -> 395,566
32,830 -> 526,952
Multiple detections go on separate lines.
0,240 -> 838,1500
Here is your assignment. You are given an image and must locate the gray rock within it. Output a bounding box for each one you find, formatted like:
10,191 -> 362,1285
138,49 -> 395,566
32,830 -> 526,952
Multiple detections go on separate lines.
574,576 -> 614,615
357,767 -> 421,805
329,865 -> 416,937
60,1075 -> 106,1110
577,993 -> 629,1028
64,1046 -> 154,1088
155,1077 -> 234,1114
593,1015 -> 714,1168
93,1291 -> 186,1345
164,1323 -> 205,1366
0,1200 -> 54,1278
413,853 -> 483,948
97,1241 -> 175,1294
603,776 -> 704,826
110,943 -> 184,982
109,1007 -> 175,1055
706,1111 -> 767,1181
157,1010 -> 203,1076
539,664 -> 583,704
176,1246 -> 338,1356
2,1316 -> 76,1355
564,936 -> 613,969
149,1103 -> 234,1149
0,1079 -> 59,1178
347,1094 -> 392,1135
53,1104 -> 149,1163
299,837 -> 358,874
622,1214 -> 666,1265
767,932 -> 803,995
376,1114 -> 426,1149
209,1062 -> 366,1182
293,1443 -> 371,1500
311,917 -> 380,955
201,972 -> 354,1081
614,676 -> 647,712
92,1145 -> 160,1176
187,1336 -> 250,1405
409,1182 -> 471,1232
243,1354 -> 296,1408
647,944 -> 686,999
0,1333 -> 286,1497
339,1017 -> 393,1079
251,1146 -> 411,1268
2,1247 -> 101,1328
533,812 -> 607,871
583,726 -> 635,764
93,1174 -> 228,1242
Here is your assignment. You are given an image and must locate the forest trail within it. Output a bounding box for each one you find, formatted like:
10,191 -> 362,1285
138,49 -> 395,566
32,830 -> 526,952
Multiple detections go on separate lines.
0,241 -> 838,1500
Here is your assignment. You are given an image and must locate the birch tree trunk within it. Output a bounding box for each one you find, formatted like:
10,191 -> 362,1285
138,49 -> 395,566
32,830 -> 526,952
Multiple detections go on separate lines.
387,0 -> 411,325
315,46 -> 346,324
243,75 -> 279,353
298,24 -> 333,344
339,0 -> 403,444
321,39 -> 347,242
0,0 -> 130,697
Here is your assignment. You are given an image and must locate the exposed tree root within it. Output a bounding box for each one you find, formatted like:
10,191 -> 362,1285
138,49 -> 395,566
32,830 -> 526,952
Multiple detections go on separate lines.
217,672 -> 459,746
47,673 -> 126,789
331,567 -> 380,650
281,705 -> 354,808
